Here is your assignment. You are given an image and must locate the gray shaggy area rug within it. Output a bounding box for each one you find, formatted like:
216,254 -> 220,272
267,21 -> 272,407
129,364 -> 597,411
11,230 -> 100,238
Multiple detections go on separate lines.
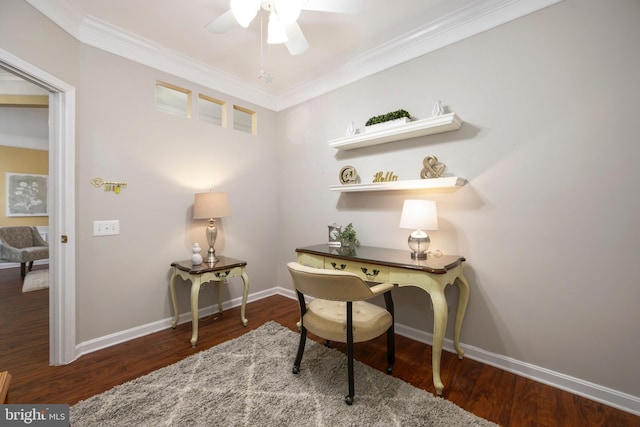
71,321 -> 497,426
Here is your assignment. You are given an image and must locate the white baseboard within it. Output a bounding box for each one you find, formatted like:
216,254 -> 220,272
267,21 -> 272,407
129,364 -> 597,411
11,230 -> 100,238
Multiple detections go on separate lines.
392,322 -> 640,416
75,287 -> 279,358
274,286 -> 639,415
75,286 -> 639,416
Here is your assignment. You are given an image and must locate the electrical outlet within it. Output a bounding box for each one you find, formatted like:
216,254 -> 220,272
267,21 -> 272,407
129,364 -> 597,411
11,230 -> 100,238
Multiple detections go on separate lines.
93,220 -> 120,236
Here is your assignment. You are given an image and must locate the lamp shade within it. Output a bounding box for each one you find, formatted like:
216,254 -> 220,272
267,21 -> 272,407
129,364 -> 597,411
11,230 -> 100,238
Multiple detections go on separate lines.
193,192 -> 231,220
399,200 -> 438,230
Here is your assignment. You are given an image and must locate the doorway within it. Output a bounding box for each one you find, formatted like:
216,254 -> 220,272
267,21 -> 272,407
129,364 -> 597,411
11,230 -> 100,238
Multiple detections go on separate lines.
0,48 -> 76,365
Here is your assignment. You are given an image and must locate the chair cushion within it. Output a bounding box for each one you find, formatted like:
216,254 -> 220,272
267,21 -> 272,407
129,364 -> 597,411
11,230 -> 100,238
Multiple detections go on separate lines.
15,247 -> 50,263
303,299 -> 392,343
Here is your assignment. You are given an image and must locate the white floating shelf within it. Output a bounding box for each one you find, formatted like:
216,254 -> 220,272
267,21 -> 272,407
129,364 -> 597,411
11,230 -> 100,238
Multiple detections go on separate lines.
328,113 -> 463,151
329,177 -> 467,192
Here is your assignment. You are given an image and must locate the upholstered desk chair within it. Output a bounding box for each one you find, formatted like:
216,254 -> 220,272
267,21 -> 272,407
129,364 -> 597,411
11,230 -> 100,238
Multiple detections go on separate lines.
287,262 -> 395,405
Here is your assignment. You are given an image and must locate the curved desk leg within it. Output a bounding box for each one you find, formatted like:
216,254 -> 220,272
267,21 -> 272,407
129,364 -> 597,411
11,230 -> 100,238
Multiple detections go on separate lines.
240,270 -> 249,326
454,273 -> 470,360
190,276 -> 202,347
169,268 -> 179,329
431,290 -> 448,396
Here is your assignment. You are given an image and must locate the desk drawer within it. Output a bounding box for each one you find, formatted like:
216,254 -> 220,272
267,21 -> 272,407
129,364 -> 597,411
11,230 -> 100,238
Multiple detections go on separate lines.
297,252 -> 324,269
324,257 -> 389,282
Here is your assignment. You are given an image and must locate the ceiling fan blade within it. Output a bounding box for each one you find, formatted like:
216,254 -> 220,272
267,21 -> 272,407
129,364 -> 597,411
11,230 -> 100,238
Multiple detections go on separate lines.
284,22 -> 309,55
301,0 -> 363,14
205,10 -> 237,33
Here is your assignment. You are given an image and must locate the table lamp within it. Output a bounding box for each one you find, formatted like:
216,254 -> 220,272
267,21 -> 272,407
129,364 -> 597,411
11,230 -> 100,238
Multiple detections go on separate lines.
193,191 -> 231,263
399,199 -> 438,260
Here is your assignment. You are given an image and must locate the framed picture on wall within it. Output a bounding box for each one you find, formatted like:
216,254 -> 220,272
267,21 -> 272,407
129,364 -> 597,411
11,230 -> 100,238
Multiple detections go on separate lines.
6,173 -> 48,217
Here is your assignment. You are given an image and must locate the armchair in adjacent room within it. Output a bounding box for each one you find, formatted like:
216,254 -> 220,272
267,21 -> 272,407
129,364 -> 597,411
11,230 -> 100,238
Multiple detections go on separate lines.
0,226 -> 49,277
287,262 -> 395,405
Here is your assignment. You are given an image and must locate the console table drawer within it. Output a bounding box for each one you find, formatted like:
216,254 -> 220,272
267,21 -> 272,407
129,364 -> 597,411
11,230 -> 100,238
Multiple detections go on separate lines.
324,257 -> 389,282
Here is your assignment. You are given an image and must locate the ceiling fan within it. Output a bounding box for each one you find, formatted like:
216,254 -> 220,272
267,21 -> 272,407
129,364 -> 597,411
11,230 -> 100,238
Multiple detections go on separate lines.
206,0 -> 364,55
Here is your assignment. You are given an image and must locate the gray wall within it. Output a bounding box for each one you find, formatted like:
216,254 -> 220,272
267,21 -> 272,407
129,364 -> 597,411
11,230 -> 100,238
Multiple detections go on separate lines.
74,46 -> 279,341
1,0 -> 279,342
276,0 -> 640,399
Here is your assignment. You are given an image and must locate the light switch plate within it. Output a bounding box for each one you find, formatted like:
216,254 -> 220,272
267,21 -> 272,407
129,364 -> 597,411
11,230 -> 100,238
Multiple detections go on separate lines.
93,220 -> 120,236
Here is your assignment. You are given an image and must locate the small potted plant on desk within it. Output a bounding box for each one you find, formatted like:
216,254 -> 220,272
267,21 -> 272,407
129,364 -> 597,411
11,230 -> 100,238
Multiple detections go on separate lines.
339,223 -> 359,255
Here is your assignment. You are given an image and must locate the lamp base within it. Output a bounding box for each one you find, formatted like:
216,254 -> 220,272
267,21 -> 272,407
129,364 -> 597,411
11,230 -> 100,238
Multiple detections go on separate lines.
206,249 -> 219,264
205,219 -> 220,263
408,230 -> 430,260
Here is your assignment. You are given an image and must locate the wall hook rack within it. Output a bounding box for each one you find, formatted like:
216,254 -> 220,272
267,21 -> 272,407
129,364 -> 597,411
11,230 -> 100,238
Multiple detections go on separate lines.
90,177 -> 127,194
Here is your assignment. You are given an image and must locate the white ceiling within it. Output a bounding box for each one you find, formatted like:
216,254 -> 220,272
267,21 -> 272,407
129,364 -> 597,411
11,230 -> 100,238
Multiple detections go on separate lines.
21,0 -> 561,110
67,0 -> 467,93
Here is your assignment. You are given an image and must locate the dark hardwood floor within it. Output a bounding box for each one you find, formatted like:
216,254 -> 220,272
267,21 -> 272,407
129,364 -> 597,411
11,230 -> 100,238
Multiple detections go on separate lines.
1,266 -> 638,426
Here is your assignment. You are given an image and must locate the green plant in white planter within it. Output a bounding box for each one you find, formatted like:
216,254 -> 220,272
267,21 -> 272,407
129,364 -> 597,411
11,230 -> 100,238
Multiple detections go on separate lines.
365,109 -> 411,126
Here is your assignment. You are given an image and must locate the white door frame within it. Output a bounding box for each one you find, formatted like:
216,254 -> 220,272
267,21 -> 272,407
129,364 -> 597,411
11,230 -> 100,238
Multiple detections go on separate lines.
0,48 -> 77,365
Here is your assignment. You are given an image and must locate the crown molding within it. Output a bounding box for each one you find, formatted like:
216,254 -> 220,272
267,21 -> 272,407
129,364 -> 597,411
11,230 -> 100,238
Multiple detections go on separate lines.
26,0 -> 563,112
275,0 -> 563,110
25,0 -> 278,110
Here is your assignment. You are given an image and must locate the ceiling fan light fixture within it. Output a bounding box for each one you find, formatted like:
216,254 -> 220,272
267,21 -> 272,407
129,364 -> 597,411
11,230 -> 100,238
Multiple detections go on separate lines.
267,11 -> 288,44
274,0 -> 301,23
230,0 -> 260,28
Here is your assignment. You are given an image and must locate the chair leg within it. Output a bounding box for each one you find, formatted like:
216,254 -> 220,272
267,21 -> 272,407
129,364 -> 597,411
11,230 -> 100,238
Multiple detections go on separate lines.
386,327 -> 395,374
384,291 -> 395,374
292,326 -> 307,374
345,301 -> 354,405
28,261 -> 34,273
20,263 -> 26,277
293,289 -> 308,375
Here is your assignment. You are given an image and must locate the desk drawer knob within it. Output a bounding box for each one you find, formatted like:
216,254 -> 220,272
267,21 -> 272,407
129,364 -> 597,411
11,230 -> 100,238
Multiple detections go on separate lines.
331,262 -> 346,270
361,268 -> 380,279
